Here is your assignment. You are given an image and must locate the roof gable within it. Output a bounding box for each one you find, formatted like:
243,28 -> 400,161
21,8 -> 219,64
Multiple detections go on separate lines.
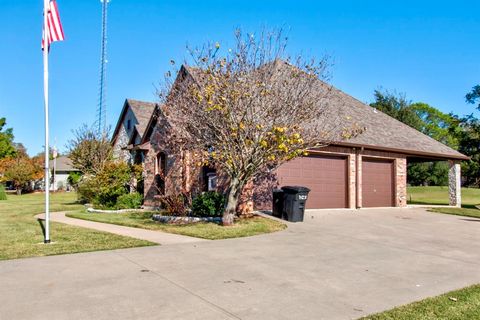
111,99 -> 157,145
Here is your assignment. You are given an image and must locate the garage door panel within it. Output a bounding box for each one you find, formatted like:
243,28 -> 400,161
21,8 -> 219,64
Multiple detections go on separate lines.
362,158 -> 394,207
277,155 -> 348,209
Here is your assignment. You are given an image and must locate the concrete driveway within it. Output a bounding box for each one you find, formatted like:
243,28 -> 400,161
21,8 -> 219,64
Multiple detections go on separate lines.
1,207 -> 480,320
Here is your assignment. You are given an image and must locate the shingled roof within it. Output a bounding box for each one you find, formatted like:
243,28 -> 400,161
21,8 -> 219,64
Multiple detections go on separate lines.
112,99 -> 157,144
183,62 -> 467,160
127,99 -> 157,138
320,83 -> 468,160
49,156 -> 77,172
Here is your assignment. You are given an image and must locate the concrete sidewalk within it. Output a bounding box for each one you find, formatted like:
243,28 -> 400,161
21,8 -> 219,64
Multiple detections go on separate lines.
36,212 -> 207,245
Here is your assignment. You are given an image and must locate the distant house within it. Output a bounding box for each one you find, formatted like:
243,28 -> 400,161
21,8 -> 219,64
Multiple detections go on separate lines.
49,156 -> 78,191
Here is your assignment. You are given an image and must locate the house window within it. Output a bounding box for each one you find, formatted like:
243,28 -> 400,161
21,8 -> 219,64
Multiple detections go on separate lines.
127,119 -> 131,131
155,152 -> 167,195
202,167 -> 217,192
207,172 -> 217,191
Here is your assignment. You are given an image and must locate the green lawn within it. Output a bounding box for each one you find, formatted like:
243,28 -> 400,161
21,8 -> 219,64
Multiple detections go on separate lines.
0,192 -> 154,260
361,284 -> 480,320
407,186 -> 480,219
67,211 -> 287,240
407,186 -> 480,207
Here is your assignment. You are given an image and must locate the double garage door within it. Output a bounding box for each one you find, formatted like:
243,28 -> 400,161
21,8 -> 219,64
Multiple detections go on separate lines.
276,155 -> 394,209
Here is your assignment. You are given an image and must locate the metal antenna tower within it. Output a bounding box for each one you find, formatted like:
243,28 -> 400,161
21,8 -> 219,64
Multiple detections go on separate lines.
96,0 -> 110,135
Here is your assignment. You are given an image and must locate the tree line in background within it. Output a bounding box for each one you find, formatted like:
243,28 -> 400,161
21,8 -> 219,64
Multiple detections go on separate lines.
370,88 -> 480,187
0,118 -> 44,195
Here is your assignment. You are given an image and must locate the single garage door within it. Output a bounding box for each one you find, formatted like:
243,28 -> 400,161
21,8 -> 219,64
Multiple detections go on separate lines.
362,158 -> 394,207
276,155 -> 348,209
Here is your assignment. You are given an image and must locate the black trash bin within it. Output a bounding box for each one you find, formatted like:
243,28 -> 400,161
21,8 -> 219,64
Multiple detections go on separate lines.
272,189 -> 284,218
281,186 -> 311,222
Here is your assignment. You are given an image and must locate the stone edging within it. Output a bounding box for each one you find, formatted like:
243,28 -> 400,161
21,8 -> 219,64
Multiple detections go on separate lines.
86,207 -> 148,214
152,214 -> 222,224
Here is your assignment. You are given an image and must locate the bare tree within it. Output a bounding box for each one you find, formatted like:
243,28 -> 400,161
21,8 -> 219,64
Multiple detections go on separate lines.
67,124 -> 112,175
159,29 -> 362,225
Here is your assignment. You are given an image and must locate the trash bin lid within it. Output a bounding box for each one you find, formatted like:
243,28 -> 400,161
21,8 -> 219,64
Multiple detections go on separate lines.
281,186 -> 311,193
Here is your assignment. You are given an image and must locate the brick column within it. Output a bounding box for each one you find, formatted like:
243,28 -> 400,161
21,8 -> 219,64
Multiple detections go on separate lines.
448,160 -> 461,207
355,152 -> 362,208
348,154 -> 356,209
395,158 -> 407,207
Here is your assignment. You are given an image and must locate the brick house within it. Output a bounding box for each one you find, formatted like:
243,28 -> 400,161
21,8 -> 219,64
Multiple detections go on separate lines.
112,65 -> 468,211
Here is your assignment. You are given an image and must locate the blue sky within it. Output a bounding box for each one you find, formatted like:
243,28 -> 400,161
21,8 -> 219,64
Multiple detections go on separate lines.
1,0 -> 479,155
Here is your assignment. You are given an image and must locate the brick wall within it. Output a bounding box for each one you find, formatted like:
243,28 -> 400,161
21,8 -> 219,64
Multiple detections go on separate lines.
143,115 -> 187,207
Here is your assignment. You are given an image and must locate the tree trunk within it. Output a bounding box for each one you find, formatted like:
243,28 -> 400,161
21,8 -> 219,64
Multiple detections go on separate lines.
222,177 -> 243,226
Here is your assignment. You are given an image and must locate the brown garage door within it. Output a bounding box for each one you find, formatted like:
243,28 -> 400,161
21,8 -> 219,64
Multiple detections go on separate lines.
276,155 -> 348,209
362,158 -> 394,207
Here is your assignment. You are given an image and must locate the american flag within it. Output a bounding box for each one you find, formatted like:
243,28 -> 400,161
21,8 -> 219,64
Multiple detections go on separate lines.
42,0 -> 64,50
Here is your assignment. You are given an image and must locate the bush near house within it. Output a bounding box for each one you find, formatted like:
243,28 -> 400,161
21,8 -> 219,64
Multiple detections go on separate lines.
155,191 -> 225,217
156,193 -> 191,216
115,192 -> 143,210
77,161 -> 142,209
191,192 -> 225,217
67,171 -> 82,190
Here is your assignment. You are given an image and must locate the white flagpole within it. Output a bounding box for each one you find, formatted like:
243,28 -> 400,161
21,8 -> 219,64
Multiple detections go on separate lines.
53,145 -> 57,192
43,0 -> 51,244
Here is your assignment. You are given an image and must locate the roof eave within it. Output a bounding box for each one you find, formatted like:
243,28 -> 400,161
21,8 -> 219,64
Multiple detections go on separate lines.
111,99 -> 130,144
319,142 -> 470,161
139,104 -> 160,144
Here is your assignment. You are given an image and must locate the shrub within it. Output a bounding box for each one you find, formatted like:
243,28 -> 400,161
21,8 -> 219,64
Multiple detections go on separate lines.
157,193 -> 190,216
116,192 -> 143,209
67,171 -> 82,190
93,162 -> 132,208
77,176 -> 97,203
77,161 -> 139,209
191,192 -> 225,217
0,184 -> 7,200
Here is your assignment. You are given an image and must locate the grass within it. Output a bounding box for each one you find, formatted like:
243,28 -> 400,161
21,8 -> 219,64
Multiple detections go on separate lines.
66,211 -> 287,240
0,192 -> 155,260
407,186 -> 480,207
428,207 -> 480,219
361,284 -> 480,320
407,186 -> 480,219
